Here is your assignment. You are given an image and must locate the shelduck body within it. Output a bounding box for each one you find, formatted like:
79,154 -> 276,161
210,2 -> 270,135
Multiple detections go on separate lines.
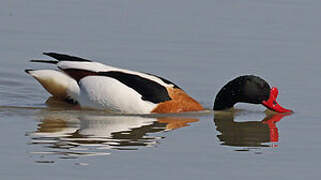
26,52 -> 204,114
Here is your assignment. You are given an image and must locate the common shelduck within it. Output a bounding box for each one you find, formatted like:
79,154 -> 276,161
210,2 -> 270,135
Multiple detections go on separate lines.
25,52 -> 292,114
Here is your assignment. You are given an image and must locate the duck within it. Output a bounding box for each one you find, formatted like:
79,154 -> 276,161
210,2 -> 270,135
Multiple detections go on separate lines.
25,52 -> 292,114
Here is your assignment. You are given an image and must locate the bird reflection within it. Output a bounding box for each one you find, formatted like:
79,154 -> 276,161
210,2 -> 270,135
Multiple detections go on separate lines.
213,111 -> 291,147
28,110 -> 199,160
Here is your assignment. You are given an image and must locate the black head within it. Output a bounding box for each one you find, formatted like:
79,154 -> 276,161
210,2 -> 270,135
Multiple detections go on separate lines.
214,75 -> 271,111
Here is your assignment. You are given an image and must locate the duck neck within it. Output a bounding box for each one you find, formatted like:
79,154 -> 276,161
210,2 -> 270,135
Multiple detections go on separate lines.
213,78 -> 244,110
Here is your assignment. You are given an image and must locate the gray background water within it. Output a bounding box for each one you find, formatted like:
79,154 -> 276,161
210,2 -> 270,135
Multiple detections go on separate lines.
1,0 -> 321,179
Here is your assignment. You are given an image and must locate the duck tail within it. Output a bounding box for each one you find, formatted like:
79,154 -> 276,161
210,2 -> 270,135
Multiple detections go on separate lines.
30,59 -> 58,64
25,69 -> 79,102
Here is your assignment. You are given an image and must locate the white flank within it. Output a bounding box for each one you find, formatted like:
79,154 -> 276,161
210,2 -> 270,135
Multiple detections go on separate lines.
78,76 -> 157,114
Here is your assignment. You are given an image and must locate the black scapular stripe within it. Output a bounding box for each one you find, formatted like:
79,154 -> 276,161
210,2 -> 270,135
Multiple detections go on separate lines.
43,52 -> 92,62
62,68 -> 97,83
97,71 -> 172,104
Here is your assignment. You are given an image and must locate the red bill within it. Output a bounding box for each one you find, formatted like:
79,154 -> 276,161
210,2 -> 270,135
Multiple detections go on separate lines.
262,87 -> 293,113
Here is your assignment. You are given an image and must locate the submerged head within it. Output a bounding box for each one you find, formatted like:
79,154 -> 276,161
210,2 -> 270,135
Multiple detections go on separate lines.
213,75 -> 292,113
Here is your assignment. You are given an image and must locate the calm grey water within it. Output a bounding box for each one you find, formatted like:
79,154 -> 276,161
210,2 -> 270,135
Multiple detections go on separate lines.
1,0 -> 321,179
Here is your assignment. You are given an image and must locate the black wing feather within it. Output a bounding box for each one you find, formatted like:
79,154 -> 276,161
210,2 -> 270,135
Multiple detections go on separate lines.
97,71 -> 172,104
43,52 -> 92,62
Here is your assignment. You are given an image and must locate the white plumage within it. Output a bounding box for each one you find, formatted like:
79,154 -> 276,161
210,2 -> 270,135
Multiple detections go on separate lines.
26,69 -> 79,101
78,76 -> 157,113
58,61 -> 173,88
